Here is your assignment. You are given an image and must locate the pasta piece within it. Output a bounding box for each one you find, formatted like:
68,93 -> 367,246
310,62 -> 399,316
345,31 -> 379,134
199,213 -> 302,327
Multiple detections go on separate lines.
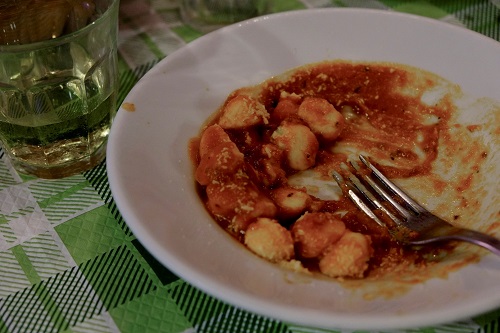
219,95 -> 270,129
319,231 -> 373,278
291,212 -> 346,258
244,218 -> 294,262
271,186 -> 311,219
195,141 -> 244,185
271,92 -> 302,122
206,174 -> 277,233
298,97 -> 345,141
198,124 -> 232,158
196,124 -> 244,185
271,121 -> 319,170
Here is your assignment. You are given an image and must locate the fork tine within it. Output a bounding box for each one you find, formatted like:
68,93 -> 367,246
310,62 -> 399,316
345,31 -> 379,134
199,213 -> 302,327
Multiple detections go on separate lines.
350,159 -> 412,221
332,171 -> 386,227
341,163 -> 405,227
358,155 -> 425,215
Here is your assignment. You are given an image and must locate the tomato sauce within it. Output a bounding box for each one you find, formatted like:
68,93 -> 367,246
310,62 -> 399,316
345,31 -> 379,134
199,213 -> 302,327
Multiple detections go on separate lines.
191,61 -> 476,281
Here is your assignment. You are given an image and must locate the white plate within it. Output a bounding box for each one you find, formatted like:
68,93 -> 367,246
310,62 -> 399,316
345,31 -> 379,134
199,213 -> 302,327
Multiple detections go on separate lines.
107,8 -> 500,330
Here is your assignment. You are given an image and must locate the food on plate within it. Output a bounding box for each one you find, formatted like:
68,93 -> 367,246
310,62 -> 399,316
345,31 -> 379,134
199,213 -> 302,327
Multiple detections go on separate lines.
189,60 -> 495,280
244,217 -> 294,263
319,231 -> 373,278
291,212 -> 346,259
271,121 -> 319,170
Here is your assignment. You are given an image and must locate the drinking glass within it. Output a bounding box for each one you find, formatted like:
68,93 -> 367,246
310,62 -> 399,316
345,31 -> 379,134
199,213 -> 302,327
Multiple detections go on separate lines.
0,0 -> 120,178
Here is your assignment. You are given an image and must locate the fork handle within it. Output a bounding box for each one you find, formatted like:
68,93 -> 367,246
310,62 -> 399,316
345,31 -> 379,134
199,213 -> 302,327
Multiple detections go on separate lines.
413,228 -> 500,256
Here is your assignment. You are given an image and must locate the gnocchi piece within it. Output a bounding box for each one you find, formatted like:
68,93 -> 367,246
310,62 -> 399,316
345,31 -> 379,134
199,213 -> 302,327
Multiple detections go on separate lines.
198,124 -> 233,158
271,186 -> 311,219
206,175 -> 277,233
291,212 -> 346,258
218,95 -> 270,129
196,124 -> 244,185
244,218 -> 294,262
258,144 -> 286,187
195,141 -> 244,185
271,92 -> 301,122
298,97 -> 345,141
271,121 -> 319,170
319,231 -> 373,278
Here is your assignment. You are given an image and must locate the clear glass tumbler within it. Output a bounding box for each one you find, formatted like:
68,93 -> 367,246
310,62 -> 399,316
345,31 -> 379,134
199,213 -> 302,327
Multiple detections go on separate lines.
0,0 -> 120,179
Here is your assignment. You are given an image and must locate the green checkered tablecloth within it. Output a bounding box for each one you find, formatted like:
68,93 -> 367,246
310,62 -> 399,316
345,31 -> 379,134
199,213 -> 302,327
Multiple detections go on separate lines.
1,0 -> 499,332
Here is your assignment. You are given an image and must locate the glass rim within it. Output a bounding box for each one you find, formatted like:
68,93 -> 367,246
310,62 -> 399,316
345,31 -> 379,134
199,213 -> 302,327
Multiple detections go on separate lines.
0,0 -> 120,52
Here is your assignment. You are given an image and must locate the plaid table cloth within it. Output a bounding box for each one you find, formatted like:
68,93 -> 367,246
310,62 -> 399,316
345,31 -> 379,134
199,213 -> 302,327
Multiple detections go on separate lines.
1,0 -> 499,332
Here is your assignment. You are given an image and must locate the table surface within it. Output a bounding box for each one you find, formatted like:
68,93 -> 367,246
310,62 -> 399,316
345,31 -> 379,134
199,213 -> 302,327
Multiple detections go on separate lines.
1,1 -> 499,332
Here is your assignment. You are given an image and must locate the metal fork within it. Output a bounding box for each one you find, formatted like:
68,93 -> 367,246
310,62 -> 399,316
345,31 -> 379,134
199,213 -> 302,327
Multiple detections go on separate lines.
332,155 -> 500,256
